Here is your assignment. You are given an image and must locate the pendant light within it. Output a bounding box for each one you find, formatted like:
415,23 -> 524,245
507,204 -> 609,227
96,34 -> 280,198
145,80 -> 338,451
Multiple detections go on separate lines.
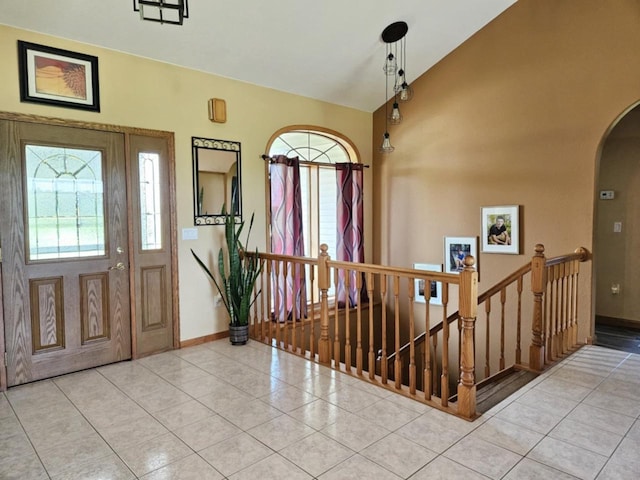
379,21 -> 411,154
379,51 -> 396,154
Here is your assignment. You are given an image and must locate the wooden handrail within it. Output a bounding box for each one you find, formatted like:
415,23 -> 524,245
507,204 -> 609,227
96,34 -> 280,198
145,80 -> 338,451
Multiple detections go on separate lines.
387,247 -> 590,365
544,247 -> 591,266
388,263 -> 533,364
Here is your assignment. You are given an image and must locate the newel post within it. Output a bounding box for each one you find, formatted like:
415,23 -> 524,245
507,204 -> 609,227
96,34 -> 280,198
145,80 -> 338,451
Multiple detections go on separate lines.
529,244 -> 547,371
457,255 -> 478,419
318,244 -> 331,364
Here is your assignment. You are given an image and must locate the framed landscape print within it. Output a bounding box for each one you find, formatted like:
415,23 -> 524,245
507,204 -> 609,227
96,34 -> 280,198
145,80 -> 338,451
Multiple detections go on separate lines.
444,236 -> 478,274
18,40 -> 100,112
413,263 -> 443,306
481,205 -> 520,254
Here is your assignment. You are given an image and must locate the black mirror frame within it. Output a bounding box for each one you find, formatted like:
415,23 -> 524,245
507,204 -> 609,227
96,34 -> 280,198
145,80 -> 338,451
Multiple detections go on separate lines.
192,137 -> 242,225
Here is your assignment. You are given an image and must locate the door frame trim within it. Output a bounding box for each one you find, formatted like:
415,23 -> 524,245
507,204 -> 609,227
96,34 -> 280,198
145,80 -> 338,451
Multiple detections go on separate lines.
0,111 -> 180,389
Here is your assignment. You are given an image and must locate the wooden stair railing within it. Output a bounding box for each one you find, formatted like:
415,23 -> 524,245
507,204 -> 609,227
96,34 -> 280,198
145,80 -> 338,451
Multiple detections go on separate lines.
386,244 -> 590,401
244,243 -> 590,420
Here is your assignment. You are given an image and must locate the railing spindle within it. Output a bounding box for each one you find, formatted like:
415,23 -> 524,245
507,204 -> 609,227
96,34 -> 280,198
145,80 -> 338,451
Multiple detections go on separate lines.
266,260 -> 273,346
552,265 -> 559,358
500,287 -> 506,371
394,276 -> 401,389
562,263 -> 570,354
367,272 -> 375,380
344,269 -> 352,372
333,268 -> 340,368
485,297 -> 491,378
381,274 -> 388,385
291,261 -> 298,353
309,264 -> 316,358
573,256 -> 581,345
432,333 -> 438,397
423,286 -> 432,400
516,276 -> 523,364
274,260 -> 282,347
441,297 -> 450,407
544,273 -> 551,365
571,259 -> 578,345
409,277 -> 416,394
356,272 -> 363,375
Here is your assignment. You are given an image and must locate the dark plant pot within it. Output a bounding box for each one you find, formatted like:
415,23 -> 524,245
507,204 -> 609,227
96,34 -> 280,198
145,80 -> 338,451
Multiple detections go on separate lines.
229,324 -> 249,345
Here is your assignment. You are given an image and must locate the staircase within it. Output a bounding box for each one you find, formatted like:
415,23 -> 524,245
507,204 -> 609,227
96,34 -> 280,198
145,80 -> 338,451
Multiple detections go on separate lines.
474,368 -> 538,413
246,243 -> 591,420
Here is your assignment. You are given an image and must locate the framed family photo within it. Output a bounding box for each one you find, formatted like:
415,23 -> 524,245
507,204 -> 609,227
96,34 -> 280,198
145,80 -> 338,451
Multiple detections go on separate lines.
413,263 -> 443,306
481,205 -> 520,254
444,237 -> 478,274
18,40 -> 100,112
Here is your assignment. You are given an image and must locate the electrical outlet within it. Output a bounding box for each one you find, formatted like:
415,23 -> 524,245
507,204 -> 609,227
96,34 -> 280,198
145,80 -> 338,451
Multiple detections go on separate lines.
614,222 -> 622,233
600,190 -> 615,200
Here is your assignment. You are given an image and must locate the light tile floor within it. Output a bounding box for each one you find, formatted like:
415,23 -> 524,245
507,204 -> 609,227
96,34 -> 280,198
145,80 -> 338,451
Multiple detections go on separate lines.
1,341 -> 639,479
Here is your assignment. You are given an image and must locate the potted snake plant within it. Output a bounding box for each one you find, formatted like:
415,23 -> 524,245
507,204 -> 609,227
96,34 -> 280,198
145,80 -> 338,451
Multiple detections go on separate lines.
191,206 -> 261,345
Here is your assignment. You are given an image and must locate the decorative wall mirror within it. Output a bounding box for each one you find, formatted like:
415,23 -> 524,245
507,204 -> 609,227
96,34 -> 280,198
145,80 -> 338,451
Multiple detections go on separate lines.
192,137 -> 242,225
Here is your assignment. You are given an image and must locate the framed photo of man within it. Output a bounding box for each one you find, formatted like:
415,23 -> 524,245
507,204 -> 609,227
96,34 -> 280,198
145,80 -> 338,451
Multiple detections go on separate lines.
481,205 -> 520,254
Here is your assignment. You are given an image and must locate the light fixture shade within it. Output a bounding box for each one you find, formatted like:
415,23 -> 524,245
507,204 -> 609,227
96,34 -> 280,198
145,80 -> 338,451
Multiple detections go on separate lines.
379,132 -> 395,154
389,102 -> 402,124
383,53 -> 397,75
133,0 -> 189,25
399,82 -> 414,102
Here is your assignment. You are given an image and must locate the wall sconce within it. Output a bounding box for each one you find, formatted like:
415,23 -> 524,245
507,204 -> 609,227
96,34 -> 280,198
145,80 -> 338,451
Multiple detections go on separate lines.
208,98 -> 227,123
133,0 -> 189,25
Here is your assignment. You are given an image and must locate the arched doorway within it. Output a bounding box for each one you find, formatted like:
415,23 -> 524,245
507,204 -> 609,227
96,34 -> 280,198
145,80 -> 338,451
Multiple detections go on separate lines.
594,102 -> 640,353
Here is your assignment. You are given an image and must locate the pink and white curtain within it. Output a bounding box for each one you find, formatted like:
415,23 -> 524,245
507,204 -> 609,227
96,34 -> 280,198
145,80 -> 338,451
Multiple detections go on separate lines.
336,163 -> 367,306
269,155 -> 307,321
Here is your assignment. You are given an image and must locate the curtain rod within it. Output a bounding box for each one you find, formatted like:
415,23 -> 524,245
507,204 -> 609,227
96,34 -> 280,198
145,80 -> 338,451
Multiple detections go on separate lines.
260,155 -> 369,169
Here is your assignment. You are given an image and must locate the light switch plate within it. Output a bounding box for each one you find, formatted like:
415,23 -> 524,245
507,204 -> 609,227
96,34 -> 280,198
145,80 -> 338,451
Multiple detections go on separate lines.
182,227 -> 198,240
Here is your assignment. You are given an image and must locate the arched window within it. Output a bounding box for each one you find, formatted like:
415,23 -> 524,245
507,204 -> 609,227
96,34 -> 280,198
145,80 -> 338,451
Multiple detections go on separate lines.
266,127 -> 360,260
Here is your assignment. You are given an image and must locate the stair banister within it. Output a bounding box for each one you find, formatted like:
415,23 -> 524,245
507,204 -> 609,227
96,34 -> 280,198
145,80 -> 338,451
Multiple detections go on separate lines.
529,244 -> 547,371
318,244 -> 331,364
457,255 -> 479,418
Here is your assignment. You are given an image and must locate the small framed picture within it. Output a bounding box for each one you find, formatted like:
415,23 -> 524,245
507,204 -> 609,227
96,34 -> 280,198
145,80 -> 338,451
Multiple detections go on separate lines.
444,237 -> 478,274
18,40 -> 100,112
481,205 -> 520,254
413,263 -> 443,306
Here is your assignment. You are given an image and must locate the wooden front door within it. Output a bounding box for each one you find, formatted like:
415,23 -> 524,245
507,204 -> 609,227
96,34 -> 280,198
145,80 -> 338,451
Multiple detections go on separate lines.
0,121 -> 131,386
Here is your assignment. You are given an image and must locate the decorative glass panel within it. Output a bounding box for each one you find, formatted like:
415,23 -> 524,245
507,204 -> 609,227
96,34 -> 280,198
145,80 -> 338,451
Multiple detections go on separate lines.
139,152 -> 162,250
25,145 -> 105,260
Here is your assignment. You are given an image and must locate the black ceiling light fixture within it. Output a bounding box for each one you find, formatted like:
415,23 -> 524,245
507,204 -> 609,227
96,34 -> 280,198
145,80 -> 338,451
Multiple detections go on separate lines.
133,0 -> 189,25
379,21 -> 411,154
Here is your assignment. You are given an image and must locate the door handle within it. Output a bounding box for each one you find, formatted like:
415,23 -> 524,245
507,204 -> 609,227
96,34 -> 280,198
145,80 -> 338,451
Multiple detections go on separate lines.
109,262 -> 126,271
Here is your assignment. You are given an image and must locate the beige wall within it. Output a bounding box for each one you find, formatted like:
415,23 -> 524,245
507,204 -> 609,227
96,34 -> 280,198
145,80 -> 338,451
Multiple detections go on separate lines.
373,0 -> 640,341
596,105 -> 640,324
0,25 -> 373,341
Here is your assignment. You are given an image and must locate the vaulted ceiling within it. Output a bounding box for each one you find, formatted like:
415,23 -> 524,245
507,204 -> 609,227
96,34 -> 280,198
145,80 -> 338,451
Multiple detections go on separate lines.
0,0 -> 517,112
